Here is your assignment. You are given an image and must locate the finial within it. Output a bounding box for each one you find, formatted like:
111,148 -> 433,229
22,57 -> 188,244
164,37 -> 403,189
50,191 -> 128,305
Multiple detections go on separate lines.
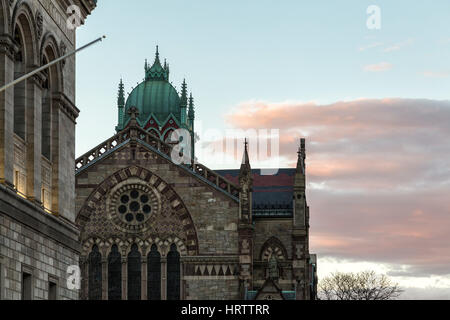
118,78 -> 125,107
297,138 -> 306,174
145,59 -> 148,72
188,92 -> 195,120
242,138 -> 250,166
155,45 -> 159,59
181,79 -> 188,106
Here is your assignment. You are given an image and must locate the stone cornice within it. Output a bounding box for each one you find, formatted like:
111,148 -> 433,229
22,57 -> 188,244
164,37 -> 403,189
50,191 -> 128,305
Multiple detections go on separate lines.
58,0 -> 97,19
181,256 -> 240,263
0,184 -> 81,253
52,91 -> 80,122
0,33 -> 18,60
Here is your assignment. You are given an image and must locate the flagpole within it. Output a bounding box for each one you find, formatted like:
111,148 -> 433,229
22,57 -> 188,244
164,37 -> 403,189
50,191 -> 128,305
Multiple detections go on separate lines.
0,35 -> 106,93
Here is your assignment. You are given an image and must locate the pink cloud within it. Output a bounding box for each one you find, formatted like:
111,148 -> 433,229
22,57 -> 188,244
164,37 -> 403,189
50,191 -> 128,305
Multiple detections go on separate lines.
223,98 -> 450,277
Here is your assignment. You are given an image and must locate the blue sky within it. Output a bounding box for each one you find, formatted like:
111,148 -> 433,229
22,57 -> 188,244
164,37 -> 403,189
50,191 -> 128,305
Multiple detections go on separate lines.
76,0 -> 450,156
75,1 -> 450,298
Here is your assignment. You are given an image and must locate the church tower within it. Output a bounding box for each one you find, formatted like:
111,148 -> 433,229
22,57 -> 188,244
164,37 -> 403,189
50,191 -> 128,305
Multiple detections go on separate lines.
75,47 -> 317,301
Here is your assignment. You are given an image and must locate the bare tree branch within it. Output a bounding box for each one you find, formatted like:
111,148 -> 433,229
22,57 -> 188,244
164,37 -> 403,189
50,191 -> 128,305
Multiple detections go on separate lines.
318,270 -> 403,300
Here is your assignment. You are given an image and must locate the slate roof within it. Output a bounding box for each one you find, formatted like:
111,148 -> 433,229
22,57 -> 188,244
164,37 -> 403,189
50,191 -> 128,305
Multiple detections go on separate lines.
215,169 -> 296,218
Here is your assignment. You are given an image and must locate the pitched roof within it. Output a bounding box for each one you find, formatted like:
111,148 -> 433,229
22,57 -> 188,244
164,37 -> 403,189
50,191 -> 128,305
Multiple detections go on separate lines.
215,169 -> 296,218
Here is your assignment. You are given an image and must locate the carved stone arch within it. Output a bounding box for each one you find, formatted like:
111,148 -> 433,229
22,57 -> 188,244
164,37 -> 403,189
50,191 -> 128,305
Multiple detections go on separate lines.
104,237 -> 124,257
82,237 -> 107,257
260,237 -> 288,262
143,237 -> 161,256
124,237 -> 146,256
11,0 -> 37,65
40,32 -> 63,92
163,236 -> 187,257
77,165 -> 199,256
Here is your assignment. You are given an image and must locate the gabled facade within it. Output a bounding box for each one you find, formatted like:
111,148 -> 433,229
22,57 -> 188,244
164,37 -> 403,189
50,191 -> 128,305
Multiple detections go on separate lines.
75,49 -> 317,300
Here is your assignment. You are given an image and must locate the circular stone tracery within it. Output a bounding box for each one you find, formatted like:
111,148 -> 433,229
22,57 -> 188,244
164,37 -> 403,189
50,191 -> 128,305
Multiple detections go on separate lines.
109,183 -> 160,232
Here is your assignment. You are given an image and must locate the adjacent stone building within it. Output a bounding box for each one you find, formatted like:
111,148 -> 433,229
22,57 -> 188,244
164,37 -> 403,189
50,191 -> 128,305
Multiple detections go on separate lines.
75,49 -> 318,300
0,0 -> 95,300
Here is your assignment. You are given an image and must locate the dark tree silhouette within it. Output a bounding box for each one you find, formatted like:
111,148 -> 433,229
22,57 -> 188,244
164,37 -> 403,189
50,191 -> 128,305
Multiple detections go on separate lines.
319,271 -> 403,300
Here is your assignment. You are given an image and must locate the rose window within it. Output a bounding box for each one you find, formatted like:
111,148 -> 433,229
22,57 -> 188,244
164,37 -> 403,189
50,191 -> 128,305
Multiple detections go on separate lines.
117,189 -> 153,223
109,183 -> 160,232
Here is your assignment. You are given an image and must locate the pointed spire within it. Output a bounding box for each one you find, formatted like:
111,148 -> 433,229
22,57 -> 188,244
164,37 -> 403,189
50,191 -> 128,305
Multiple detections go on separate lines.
117,78 -> 125,107
188,92 -> 195,120
117,78 -> 126,131
296,138 -> 306,174
242,138 -> 250,165
240,138 -> 251,176
144,59 -> 148,72
145,45 -> 169,81
181,79 -> 188,106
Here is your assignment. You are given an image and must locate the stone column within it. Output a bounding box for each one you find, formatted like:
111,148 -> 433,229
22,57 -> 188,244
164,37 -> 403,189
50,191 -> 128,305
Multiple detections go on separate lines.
51,93 -> 79,220
0,35 -> 16,187
79,257 -> 88,300
25,73 -> 43,203
101,257 -> 107,300
121,257 -> 127,300
141,257 -> 147,300
161,257 -> 167,300
50,97 -> 60,214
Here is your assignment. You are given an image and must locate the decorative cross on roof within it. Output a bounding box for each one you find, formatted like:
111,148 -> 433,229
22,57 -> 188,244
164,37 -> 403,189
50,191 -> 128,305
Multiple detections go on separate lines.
128,106 -> 139,127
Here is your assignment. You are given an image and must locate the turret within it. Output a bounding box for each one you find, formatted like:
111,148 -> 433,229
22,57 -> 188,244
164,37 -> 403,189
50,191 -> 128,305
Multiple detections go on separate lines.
180,79 -> 188,124
239,139 -> 253,223
117,78 -> 125,130
188,93 -> 195,164
145,46 -> 169,81
292,138 -> 311,300
294,138 -> 307,227
238,139 -> 254,296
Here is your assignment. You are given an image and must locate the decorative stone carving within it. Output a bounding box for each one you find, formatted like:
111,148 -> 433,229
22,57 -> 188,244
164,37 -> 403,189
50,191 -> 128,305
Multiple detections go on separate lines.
268,255 -> 279,280
36,11 -> 43,40
60,40 -> 67,67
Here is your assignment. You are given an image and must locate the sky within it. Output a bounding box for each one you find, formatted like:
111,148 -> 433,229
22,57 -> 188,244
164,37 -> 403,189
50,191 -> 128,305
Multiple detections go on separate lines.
75,1 -> 450,299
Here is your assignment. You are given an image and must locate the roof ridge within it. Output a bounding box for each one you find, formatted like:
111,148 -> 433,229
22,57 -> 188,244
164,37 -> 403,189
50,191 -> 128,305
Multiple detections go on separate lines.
75,126 -> 240,200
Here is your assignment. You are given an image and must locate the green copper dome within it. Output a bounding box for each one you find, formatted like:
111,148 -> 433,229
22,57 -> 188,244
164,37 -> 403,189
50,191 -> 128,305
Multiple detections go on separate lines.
124,80 -> 181,123
118,46 -> 184,130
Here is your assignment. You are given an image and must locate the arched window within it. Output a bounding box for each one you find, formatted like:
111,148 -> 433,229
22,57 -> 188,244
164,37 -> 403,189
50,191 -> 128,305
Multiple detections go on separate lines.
41,55 -> 51,160
167,243 -> 180,300
13,26 -> 26,140
147,244 -> 161,300
108,245 -> 122,300
127,244 -> 141,300
88,245 -> 102,300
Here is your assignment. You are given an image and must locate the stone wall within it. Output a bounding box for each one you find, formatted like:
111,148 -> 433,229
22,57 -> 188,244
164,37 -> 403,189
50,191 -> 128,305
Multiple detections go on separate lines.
76,144 -> 240,256
0,0 -> 96,301
0,185 -> 80,300
75,143 -> 242,299
185,278 -> 240,300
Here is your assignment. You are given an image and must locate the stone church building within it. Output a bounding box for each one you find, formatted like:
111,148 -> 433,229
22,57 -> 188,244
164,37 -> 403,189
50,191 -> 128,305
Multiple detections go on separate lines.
75,48 -> 318,300
0,0 -> 96,300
